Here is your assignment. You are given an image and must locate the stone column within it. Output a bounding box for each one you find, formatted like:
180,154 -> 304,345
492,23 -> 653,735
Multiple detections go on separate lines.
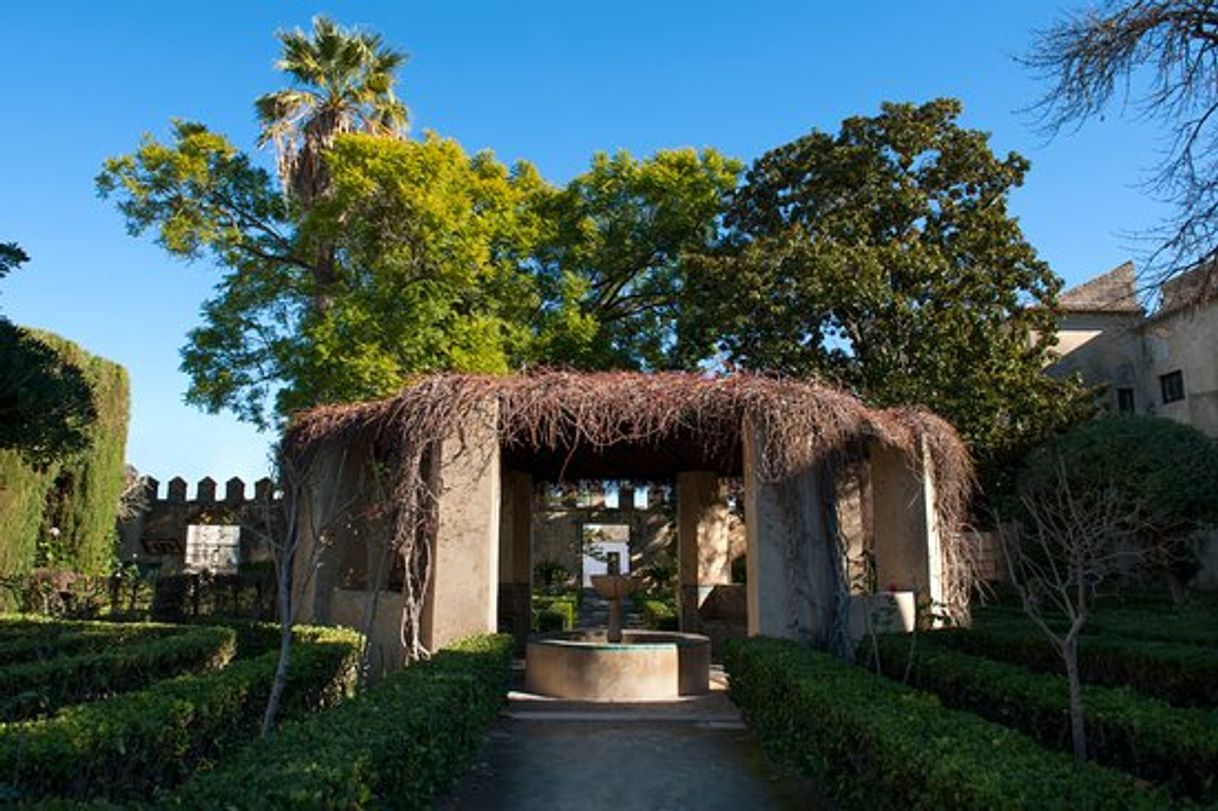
742,417 -> 836,643
869,440 -> 944,610
498,469 -> 533,649
676,471 -> 731,632
421,401 -> 502,651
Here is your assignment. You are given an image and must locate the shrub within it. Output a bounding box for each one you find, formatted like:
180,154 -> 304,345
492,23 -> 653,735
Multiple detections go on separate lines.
1015,416 -> 1218,594
532,593 -> 577,632
933,625 -> 1218,708
873,634 -> 1218,803
637,598 -> 678,631
0,625 -> 361,803
724,637 -> 1169,810
166,634 -> 514,810
0,624 -> 235,721
0,620 -> 178,666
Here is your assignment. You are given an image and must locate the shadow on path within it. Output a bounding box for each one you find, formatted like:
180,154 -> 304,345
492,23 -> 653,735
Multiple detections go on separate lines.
438,667 -> 832,811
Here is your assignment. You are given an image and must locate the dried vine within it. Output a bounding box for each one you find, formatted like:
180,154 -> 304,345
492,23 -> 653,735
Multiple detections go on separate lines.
284,370 -> 977,660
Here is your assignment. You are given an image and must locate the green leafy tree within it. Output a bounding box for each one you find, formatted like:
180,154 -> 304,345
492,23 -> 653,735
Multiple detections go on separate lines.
100,127 -> 547,426
686,99 -> 1092,481
98,123 -> 306,426
532,149 -> 742,370
283,133 -> 547,411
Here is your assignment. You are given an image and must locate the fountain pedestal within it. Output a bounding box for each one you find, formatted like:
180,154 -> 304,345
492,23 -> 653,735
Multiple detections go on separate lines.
590,573 -> 637,643
525,572 -> 711,700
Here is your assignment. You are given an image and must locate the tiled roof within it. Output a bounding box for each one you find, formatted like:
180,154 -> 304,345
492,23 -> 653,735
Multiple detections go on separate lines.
1058,261 -> 1142,314
1159,260 -> 1218,313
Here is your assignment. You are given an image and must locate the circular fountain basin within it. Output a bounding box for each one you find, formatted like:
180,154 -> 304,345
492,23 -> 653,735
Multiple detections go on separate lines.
525,629 -> 711,700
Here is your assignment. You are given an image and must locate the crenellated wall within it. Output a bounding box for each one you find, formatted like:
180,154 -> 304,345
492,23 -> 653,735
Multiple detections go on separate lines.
117,476 -> 280,572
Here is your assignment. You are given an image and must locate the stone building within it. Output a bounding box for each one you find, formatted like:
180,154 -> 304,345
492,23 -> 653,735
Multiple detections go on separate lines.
1050,260 -> 1218,435
1050,260 -> 1218,588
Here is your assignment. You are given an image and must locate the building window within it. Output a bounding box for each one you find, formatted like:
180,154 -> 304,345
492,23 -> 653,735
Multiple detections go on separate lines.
1116,387 -> 1136,414
1160,370 -> 1185,404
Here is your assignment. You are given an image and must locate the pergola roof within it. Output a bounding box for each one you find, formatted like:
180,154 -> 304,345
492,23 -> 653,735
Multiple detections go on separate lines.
286,370 -> 970,490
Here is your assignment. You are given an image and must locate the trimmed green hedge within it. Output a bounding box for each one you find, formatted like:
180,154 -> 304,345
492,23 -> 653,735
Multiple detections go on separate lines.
872,634 -> 1218,803
0,330 -> 129,579
637,598 -> 678,631
0,621 -> 180,666
933,624 -> 1218,708
532,594 -> 577,632
166,633 -> 514,810
976,603 -> 1218,648
725,638 -> 1170,810
0,625 -> 361,803
0,624 -> 235,721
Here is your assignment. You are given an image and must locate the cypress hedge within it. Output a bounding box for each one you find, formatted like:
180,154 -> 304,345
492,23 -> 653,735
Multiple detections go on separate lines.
0,330 -> 129,579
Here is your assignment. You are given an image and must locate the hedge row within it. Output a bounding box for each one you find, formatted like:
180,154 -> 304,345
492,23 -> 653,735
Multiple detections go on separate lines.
0,624 -> 236,721
933,625 -> 1218,708
166,633 -> 515,810
724,637 -> 1170,810
872,635 -> 1218,803
974,604 -> 1218,648
532,594 -> 576,632
0,622 -> 179,666
0,625 -> 362,803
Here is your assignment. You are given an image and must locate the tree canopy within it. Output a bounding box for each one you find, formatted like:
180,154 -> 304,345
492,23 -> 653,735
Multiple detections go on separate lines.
531,148 -> 741,370
98,16 -> 1095,495
99,127 -> 547,425
1026,0 -> 1218,276
685,99 -> 1092,476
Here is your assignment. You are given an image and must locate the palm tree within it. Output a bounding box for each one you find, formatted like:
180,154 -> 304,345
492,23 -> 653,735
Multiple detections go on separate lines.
256,16 -> 409,211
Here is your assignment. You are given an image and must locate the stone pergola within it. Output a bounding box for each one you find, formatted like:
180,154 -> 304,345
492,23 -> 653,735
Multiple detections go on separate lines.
286,372 -> 969,668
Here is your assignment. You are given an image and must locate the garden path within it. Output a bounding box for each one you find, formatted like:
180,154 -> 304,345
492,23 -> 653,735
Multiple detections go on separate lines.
438,666 -> 832,811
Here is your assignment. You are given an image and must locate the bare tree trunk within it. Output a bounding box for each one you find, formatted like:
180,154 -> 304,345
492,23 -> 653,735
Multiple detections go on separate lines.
1063,632 -> 1087,761
261,540 -> 295,736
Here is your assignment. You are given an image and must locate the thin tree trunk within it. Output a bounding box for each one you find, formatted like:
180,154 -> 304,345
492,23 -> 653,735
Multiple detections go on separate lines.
261,545 -> 295,735
1063,633 -> 1087,761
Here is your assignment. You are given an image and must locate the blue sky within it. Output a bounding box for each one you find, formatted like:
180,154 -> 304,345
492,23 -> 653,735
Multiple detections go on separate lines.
0,1 -> 1167,489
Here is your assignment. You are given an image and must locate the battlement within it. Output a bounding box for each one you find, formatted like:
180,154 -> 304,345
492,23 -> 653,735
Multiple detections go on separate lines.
142,475 -> 280,505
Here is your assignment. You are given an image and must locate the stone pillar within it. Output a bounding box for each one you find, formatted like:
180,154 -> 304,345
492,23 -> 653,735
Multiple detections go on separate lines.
499,469 -> 533,648
676,471 -> 731,632
421,401 -> 502,651
869,440 -> 944,610
742,417 -> 836,643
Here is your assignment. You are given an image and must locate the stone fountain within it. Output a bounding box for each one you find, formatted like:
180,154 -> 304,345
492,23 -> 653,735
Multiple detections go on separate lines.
524,559 -> 711,701
590,559 -> 637,643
